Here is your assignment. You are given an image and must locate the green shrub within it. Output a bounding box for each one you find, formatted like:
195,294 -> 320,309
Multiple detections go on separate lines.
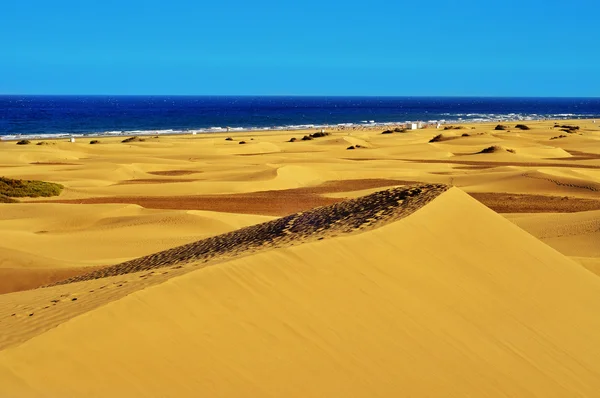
121,136 -> 145,143
561,125 -> 579,130
0,177 -> 63,198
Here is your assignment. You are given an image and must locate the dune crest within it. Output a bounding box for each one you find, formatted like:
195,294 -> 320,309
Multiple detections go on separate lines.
49,184 -> 449,285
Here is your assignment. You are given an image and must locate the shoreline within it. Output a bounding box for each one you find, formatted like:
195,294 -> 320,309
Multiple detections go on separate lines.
1,117 -> 597,142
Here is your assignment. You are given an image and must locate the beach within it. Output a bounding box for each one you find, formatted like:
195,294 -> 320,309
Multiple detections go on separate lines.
1,118 -> 600,396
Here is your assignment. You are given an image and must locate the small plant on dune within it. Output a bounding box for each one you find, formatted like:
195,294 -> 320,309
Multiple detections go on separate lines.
494,125 -> 508,131
444,126 -> 465,130
301,135 -> 313,141
225,137 -> 233,141
478,145 -> 515,154
16,139 -> 31,145
550,135 -> 568,140
0,177 -> 63,199
479,145 -> 502,154
89,140 -> 100,144
429,134 -> 443,143
36,141 -> 51,146
461,133 -> 470,137
561,125 -> 579,130
515,124 -> 530,130
381,130 -> 394,134
121,136 -> 145,143
238,141 -> 246,144
346,145 -> 356,150
288,137 -> 297,142
309,131 -> 330,138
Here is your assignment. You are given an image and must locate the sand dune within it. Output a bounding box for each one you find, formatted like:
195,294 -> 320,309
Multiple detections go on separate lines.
0,203 -> 272,292
2,187 -> 600,397
507,209 -> 600,273
2,120 -> 600,396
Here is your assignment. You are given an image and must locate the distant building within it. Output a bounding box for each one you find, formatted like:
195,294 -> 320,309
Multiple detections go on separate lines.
69,137 -> 75,143
407,123 -> 418,130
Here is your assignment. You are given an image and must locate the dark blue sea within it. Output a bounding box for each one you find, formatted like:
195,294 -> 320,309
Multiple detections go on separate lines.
1,96 -> 600,139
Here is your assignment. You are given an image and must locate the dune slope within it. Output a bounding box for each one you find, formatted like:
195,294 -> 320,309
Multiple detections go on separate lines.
1,187 -> 600,397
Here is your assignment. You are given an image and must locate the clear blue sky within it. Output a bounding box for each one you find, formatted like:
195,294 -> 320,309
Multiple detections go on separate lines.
1,0 -> 598,96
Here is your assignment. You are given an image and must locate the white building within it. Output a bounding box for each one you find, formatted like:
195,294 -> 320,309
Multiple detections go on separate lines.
407,123 -> 418,130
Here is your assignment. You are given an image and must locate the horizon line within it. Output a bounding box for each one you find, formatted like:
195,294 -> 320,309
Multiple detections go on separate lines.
2,94 -> 600,99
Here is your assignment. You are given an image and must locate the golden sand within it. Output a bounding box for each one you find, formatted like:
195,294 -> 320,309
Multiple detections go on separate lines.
1,119 -> 600,396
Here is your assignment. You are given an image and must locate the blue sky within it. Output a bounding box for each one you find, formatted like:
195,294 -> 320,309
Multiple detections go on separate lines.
1,0 -> 598,96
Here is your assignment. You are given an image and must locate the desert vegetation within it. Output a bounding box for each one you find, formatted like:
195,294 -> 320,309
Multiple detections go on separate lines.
0,177 -> 64,203
444,126 -> 465,130
478,145 -> 515,154
121,136 -> 146,143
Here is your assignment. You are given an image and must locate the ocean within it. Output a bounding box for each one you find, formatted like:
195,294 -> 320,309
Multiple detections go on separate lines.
1,96 -> 600,140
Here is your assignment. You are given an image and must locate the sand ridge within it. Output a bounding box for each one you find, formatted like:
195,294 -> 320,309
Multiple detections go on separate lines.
48,184 -> 449,285
0,184 -> 446,351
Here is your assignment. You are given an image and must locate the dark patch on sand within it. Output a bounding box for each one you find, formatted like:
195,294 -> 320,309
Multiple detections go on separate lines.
147,170 -> 201,176
117,178 -> 199,185
469,192 -> 600,213
38,179 -> 420,216
30,162 -> 81,166
399,159 -> 600,169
